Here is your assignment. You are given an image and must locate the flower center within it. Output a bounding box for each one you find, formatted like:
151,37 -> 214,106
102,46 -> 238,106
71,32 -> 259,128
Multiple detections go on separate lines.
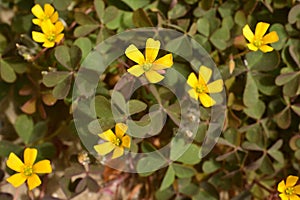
112,137 -> 122,146
47,33 -> 56,42
143,63 -> 152,71
195,84 -> 206,94
285,187 -> 294,195
253,38 -> 262,48
23,165 -> 33,177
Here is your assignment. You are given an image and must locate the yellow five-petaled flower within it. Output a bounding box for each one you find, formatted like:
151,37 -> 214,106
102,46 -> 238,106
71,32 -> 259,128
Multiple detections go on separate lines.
278,175 -> 300,200
32,20 -> 64,48
94,123 -> 131,159
125,38 -> 173,83
187,65 -> 223,107
243,22 -> 279,53
6,148 -> 52,190
31,4 -> 59,26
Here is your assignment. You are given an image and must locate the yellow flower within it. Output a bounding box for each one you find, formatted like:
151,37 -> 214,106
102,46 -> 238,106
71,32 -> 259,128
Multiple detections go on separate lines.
94,123 -> 131,159
32,20 -> 64,48
278,175 -> 300,200
31,4 -> 59,26
125,38 -> 173,83
6,148 -> 52,190
243,22 -> 279,53
187,65 -> 223,107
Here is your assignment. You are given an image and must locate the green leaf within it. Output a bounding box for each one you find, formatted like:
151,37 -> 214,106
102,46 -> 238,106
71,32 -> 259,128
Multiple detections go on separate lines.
53,0 -> 71,10
128,100 -> 147,115
74,37 -> 93,60
52,75 -> 72,99
168,3 -> 188,19
201,0 -> 214,10
14,115 -> 34,144
202,160 -> 220,174
274,107 -> 291,129
31,121 -> 48,144
74,12 -> 98,25
103,6 -> 119,24
170,138 -> 188,161
291,104 -> 300,116
288,4 -> 300,24
246,51 -> 280,72
136,154 -> 166,174
0,60 -> 16,83
160,165 -> 175,191
43,72 -> 71,87
132,8 -> 153,27
94,0 -> 105,21
95,95 -> 113,119
210,27 -> 230,50
243,73 -> 265,119
55,45 -> 82,69
172,163 -> 196,178
275,72 -> 300,86
0,141 -> 23,157
197,18 -> 210,37
121,0 -> 150,10
234,10 -> 246,27
0,33 -> 7,53
74,25 -> 99,37
176,144 -> 201,165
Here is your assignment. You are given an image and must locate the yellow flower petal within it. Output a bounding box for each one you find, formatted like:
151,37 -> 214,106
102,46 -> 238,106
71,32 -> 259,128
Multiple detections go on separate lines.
32,19 -> 41,26
6,173 -> 27,188
122,135 -> 131,149
27,174 -> 41,190
33,160 -> 52,174
94,142 -> 115,156
50,11 -> 59,23
115,123 -> 127,138
44,4 -> 55,17
277,180 -> 286,193
125,44 -> 145,65
286,175 -> 299,187
127,65 -> 145,77
145,70 -> 164,83
187,73 -> 198,88
247,43 -> 258,51
254,22 -> 270,38
24,148 -> 37,166
43,41 -> 55,48
54,21 -> 64,34
112,147 -> 124,159
259,45 -> 274,53
32,31 -> 46,43
98,129 -> 117,142
31,4 -> 44,19
152,54 -> 173,70
279,194 -> 289,200
6,153 -> 24,172
263,31 -> 279,44
145,38 -> 160,63
188,89 -> 198,100
41,20 -> 55,34
207,79 -> 223,93
199,65 -> 212,84
290,195 -> 300,200
294,185 -> 300,195
55,33 -> 64,43
199,93 -> 216,107
242,25 -> 254,42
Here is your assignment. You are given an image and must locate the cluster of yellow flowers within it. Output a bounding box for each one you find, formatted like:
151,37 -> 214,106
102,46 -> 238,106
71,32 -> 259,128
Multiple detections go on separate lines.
31,4 -> 64,48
